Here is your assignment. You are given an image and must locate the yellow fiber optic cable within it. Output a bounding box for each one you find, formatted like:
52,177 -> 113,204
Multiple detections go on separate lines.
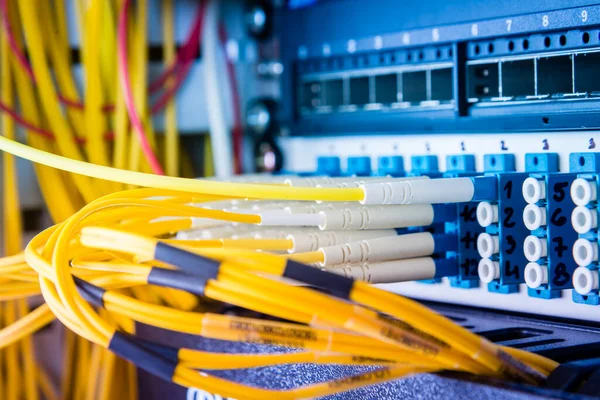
163,0 -> 180,176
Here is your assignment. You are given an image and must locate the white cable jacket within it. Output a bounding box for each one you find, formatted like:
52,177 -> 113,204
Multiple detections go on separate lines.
202,0 -> 233,177
284,203 -> 344,214
253,227 -> 317,239
285,175 -> 428,188
315,176 -> 428,189
318,204 -> 434,230
259,212 -> 322,226
329,257 -> 437,283
288,229 -> 397,253
361,177 -> 474,205
176,224 -> 255,240
189,217 -> 229,229
318,232 -> 435,266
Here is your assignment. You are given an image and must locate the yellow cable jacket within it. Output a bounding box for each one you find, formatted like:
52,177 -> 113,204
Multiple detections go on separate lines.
204,134 -> 214,177
163,0 -> 179,176
16,299 -> 39,400
0,135 -> 365,201
39,0 -> 86,138
83,0 -> 112,168
17,1 -> 102,203
1,29 -> 22,255
128,0 -> 157,174
3,302 -> 20,400
100,0 -> 117,103
5,29 -> 81,221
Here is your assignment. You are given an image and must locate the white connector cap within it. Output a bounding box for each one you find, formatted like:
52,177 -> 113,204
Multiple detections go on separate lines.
478,259 -> 500,283
522,177 -> 546,204
572,206 -> 598,234
360,177 -> 474,205
524,262 -> 548,289
477,233 -> 499,258
523,235 -> 548,262
571,178 -> 597,206
523,204 -> 547,230
573,238 -> 599,266
573,267 -> 599,295
476,202 -> 498,227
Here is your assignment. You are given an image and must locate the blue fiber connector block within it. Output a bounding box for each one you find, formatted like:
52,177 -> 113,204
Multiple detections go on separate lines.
570,153 -> 600,305
487,173 -> 529,294
570,152 -> 600,173
471,176 -> 498,201
316,156 -> 342,176
441,157 -> 484,289
409,155 -> 440,177
446,154 -> 476,173
377,156 -> 405,177
347,156 -> 372,177
434,258 -> 459,278
484,154 -> 516,173
527,172 -> 578,300
433,234 -> 457,253
525,153 -> 559,173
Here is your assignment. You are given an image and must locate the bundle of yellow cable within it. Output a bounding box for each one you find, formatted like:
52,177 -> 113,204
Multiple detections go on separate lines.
0,0 -> 560,399
0,0 -> 194,397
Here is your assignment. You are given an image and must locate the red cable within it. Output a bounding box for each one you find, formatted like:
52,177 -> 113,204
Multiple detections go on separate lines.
0,0 -> 34,80
150,60 -> 194,114
117,0 -> 164,175
0,99 -> 113,144
218,23 -> 243,174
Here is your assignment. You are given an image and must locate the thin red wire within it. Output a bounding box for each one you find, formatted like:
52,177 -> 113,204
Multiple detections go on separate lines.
0,99 -> 114,144
218,24 -> 243,174
0,0 -> 202,113
117,0 -> 165,174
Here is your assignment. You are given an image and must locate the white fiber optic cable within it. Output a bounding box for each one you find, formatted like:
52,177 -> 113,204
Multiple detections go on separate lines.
287,230 -> 397,253
360,176 -> 496,205
176,224 -> 256,240
203,0 -> 233,177
328,257 -> 456,283
317,204 -> 435,230
284,175 -> 428,188
318,232 -> 447,267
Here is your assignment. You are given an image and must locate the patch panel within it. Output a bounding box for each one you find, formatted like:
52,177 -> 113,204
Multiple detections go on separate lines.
297,55 -> 454,116
281,3 -> 600,134
279,132 -> 600,321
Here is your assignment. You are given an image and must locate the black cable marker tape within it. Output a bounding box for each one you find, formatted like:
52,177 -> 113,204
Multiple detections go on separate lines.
148,267 -> 210,296
109,331 -> 177,381
134,336 -> 180,364
154,242 -> 220,279
73,277 -> 106,307
283,260 -> 354,300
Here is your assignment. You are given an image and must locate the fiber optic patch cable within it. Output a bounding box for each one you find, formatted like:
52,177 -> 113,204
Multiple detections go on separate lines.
0,135 -> 559,398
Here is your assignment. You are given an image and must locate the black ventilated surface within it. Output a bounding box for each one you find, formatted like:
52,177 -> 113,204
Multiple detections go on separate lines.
136,303 -> 600,399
